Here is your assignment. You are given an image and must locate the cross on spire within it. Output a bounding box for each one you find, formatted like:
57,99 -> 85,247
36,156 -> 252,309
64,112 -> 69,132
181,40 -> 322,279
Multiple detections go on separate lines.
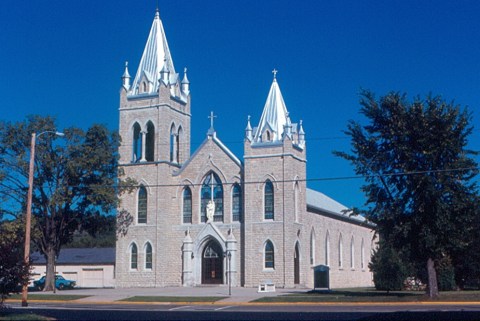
272,68 -> 278,79
208,111 -> 217,128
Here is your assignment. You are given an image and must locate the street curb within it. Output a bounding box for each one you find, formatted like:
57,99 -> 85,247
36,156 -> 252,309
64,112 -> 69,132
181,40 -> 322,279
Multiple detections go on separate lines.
6,299 -> 480,306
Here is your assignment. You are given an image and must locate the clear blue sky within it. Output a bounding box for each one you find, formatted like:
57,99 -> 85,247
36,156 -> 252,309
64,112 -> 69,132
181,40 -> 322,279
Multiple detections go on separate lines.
2,0 -> 480,208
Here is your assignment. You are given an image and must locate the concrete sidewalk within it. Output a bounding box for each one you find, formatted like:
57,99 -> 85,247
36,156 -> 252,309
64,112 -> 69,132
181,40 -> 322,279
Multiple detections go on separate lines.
25,286 -> 308,304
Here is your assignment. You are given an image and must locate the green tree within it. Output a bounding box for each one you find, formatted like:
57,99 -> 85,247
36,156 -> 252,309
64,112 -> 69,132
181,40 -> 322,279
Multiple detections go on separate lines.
0,116 -> 134,292
0,220 -> 30,304
369,239 -> 408,292
336,91 -> 479,298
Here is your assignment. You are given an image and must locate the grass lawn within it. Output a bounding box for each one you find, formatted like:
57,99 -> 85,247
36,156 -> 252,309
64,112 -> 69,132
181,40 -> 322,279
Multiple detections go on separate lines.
6,294 -> 90,301
0,314 -> 53,321
253,288 -> 480,303
119,296 -> 227,303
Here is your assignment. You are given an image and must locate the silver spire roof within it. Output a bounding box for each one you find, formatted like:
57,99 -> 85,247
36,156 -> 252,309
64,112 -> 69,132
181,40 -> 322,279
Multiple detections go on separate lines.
253,71 -> 289,143
130,9 -> 176,96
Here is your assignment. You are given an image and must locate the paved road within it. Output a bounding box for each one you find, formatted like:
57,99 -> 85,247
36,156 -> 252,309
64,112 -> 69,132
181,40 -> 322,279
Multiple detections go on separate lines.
3,303 -> 480,321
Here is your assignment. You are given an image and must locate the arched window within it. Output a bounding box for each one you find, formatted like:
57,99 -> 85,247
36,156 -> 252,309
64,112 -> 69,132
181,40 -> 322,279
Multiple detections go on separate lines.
145,121 -> 155,162
264,240 -> 275,269
200,172 -> 223,222
183,187 -> 192,224
264,180 -> 274,220
325,231 -> 330,266
130,243 -> 138,270
232,184 -> 242,222
176,126 -> 182,163
350,236 -> 355,269
137,186 -> 147,224
294,181 -> 299,222
266,131 -> 271,141
132,123 -> 142,162
339,234 -> 343,268
145,242 -> 152,270
310,229 -> 315,265
170,124 -> 176,162
361,238 -> 365,270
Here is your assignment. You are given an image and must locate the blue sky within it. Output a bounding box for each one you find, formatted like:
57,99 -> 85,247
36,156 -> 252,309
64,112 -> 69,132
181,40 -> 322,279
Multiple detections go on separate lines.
2,0 -> 480,208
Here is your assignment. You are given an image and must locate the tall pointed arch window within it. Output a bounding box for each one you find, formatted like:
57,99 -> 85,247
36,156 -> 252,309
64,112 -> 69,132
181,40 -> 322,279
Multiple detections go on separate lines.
310,229 -> 315,265
264,180 -> 274,220
200,172 -> 223,223
350,236 -> 355,269
232,184 -> 242,222
145,242 -> 153,270
294,181 -> 299,222
145,121 -> 155,162
170,124 -> 176,162
132,122 -> 142,162
325,231 -> 330,266
130,243 -> 138,270
339,234 -> 343,268
361,238 -> 365,270
264,240 -> 275,269
176,126 -> 182,163
137,186 -> 147,224
183,187 -> 192,224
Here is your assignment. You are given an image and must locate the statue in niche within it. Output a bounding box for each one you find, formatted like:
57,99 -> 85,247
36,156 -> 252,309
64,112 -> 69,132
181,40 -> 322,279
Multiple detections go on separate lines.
206,200 -> 215,222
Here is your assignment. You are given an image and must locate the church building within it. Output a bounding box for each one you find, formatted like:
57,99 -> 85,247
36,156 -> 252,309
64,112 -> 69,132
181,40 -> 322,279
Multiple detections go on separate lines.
115,9 -> 375,289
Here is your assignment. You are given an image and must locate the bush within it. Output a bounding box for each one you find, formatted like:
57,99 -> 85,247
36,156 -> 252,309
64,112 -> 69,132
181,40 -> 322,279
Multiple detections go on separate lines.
369,241 -> 408,292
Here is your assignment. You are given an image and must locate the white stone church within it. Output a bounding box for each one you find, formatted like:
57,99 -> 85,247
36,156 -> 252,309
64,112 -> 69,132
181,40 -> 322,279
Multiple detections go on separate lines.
115,9 -> 375,289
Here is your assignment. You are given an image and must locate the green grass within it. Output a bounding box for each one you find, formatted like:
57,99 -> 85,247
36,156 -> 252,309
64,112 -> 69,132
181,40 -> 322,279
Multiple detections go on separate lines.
119,296 -> 227,303
0,314 -> 53,321
7,294 -> 90,301
253,288 -> 480,303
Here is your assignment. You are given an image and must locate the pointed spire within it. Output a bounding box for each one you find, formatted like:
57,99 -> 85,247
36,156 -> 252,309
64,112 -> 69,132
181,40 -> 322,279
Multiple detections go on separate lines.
181,67 -> 190,96
160,57 -> 170,85
130,9 -> 176,95
245,115 -> 253,141
253,70 -> 289,143
122,61 -> 131,90
283,112 -> 293,139
298,120 -> 305,146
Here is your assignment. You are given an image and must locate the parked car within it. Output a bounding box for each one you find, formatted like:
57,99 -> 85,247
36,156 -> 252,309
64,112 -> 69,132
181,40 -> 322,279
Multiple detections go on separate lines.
33,275 -> 76,290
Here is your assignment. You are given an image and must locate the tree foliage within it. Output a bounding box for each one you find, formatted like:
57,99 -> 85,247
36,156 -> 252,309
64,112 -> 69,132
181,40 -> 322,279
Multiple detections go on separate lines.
0,220 -> 31,304
0,116 -> 135,291
369,240 -> 408,292
336,91 -> 479,297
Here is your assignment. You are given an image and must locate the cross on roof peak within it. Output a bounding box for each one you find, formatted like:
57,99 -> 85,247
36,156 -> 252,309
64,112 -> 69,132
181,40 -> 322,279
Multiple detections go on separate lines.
208,111 -> 217,129
272,69 -> 278,79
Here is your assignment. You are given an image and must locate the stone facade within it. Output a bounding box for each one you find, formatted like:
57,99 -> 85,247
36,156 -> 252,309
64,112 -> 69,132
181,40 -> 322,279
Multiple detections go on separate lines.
115,10 -> 375,289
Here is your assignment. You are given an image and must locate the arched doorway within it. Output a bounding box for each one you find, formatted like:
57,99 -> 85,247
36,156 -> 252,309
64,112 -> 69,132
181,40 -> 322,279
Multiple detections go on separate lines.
202,240 -> 223,284
294,243 -> 300,284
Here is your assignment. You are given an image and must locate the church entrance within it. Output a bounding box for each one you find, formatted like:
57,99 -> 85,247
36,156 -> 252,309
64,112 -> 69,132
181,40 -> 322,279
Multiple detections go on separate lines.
202,240 -> 223,284
294,243 -> 300,284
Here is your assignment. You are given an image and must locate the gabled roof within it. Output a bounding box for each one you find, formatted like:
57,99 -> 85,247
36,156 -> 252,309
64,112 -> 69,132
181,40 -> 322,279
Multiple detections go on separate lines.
306,189 -> 370,226
253,76 -> 289,143
31,248 -> 115,265
130,9 -> 176,96
174,134 -> 242,176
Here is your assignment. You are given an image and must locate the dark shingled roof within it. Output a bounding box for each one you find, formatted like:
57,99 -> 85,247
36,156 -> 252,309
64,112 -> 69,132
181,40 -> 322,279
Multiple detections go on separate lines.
31,248 -> 115,265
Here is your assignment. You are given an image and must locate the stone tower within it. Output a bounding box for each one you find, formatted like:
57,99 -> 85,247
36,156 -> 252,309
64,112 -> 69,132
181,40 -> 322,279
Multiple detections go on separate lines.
116,9 -> 191,286
243,71 -> 307,288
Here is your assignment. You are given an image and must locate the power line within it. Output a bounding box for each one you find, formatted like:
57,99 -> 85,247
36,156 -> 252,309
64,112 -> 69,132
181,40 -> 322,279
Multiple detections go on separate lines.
70,166 -> 480,189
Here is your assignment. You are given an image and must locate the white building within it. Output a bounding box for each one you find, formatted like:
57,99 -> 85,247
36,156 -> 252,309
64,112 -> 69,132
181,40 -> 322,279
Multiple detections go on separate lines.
115,9 -> 375,289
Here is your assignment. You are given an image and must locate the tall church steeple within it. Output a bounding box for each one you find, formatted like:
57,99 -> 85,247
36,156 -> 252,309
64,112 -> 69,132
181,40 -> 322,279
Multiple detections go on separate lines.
252,70 -> 289,143
129,8 -> 177,96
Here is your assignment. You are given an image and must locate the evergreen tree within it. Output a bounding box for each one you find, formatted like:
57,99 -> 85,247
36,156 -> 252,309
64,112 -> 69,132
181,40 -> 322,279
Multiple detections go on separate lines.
336,91 -> 479,298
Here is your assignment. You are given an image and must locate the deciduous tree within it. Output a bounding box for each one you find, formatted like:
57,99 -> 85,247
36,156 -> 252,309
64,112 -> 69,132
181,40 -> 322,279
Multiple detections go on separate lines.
336,91 -> 479,298
0,116 -> 134,291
